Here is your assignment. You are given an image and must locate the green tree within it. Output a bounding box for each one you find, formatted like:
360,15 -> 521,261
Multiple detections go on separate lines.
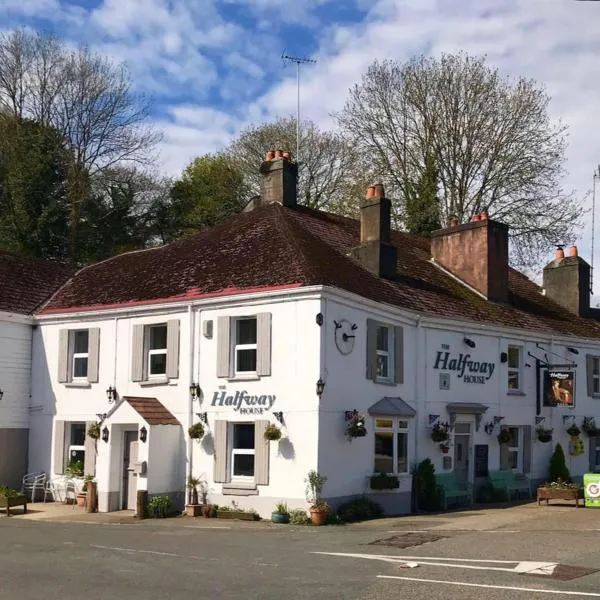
549,443 -> 570,483
404,152 -> 440,236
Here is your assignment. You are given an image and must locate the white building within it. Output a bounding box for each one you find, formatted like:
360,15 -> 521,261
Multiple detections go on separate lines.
20,154 -> 600,516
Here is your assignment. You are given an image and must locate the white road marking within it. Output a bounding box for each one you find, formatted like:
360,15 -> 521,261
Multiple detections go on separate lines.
378,575 -> 600,597
183,525 -> 231,530
91,544 -> 179,557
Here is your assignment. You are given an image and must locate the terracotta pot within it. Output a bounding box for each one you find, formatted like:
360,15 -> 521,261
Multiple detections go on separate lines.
441,447 -> 449,454
309,506 -> 329,526
76,494 -> 86,508
185,504 -> 202,517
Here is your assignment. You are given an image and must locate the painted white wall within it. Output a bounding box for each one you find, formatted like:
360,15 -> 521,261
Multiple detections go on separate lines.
148,424 -> 184,495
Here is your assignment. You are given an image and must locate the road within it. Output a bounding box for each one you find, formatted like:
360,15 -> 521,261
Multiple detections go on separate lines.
1,509 -> 600,599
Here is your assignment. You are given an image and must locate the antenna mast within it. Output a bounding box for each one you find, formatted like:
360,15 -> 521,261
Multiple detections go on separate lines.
593,165 -> 600,295
281,52 -> 317,164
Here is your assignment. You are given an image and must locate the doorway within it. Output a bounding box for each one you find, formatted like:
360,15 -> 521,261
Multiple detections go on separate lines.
122,431 -> 139,510
453,423 -> 471,489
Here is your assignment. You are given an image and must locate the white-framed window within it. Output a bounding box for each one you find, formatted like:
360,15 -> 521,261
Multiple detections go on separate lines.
593,358 -> 600,395
374,418 -> 408,474
507,426 -> 522,471
231,422 -> 255,478
71,330 -> 89,379
234,318 -> 257,374
376,326 -> 395,382
507,345 -> 522,391
148,324 -> 168,377
66,422 -> 86,474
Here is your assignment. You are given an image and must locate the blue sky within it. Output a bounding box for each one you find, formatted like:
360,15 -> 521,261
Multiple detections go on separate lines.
2,0 -> 600,270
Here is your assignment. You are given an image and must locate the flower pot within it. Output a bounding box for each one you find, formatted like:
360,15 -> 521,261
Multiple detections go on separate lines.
76,493 -> 86,508
309,506 -> 329,526
202,504 -> 214,518
441,446 -> 449,454
271,511 -> 290,524
185,504 -> 203,517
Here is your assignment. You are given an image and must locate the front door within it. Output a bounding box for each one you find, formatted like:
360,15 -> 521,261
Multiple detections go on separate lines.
122,431 -> 139,510
454,423 -> 471,489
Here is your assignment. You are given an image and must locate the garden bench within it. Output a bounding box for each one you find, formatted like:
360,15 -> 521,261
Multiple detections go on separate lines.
488,470 -> 531,500
435,473 -> 472,510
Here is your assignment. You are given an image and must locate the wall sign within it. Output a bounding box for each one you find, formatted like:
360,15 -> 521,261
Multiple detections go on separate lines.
433,350 -> 495,384
211,390 -> 276,415
543,370 -> 575,407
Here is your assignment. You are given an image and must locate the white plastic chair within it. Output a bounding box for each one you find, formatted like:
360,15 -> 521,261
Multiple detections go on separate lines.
44,477 -> 68,503
21,472 -> 46,502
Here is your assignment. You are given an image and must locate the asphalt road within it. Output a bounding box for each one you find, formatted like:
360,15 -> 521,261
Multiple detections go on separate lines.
1,516 -> 600,599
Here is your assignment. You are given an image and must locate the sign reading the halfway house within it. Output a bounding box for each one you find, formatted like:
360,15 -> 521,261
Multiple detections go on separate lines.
543,370 -> 575,407
433,350 -> 495,384
211,390 -> 276,415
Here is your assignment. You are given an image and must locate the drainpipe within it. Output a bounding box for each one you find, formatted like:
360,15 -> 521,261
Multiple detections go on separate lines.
317,297 -> 327,473
186,303 -> 195,504
413,315 -> 422,513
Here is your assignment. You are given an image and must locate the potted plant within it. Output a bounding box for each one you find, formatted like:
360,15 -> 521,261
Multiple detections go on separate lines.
566,423 -> 581,438
346,411 -> 367,439
66,459 -> 84,478
305,470 -> 329,525
497,428 -> 512,445
536,427 -> 553,443
0,486 -> 27,516
185,476 -> 203,517
87,422 -> 101,440
264,423 -> 282,441
430,422 -> 449,443
216,501 -> 260,521
271,502 -> 290,524
369,472 -> 400,490
537,479 -> 581,506
188,422 -> 205,440
582,417 -> 600,437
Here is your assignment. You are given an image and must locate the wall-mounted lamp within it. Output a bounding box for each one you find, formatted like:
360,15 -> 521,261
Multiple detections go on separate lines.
493,416 -> 505,425
500,352 -> 508,363
0,389 -> 4,401
189,383 -> 201,400
95,413 -> 107,421
196,412 -> 208,424
316,378 -> 325,397
101,426 -> 109,443
106,385 -> 117,403
315,313 -> 324,326
139,426 -> 148,443
567,347 -> 579,355
273,411 -> 284,424
463,337 -> 476,348
484,421 -> 495,435
562,415 -> 576,426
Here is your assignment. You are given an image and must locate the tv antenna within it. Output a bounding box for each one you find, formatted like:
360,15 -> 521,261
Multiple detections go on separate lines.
593,165 -> 600,294
281,51 -> 317,164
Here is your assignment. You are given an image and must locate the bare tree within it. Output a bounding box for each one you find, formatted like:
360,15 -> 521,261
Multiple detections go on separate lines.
0,30 -> 161,258
337,53 -> 582,268
228,116 -> 364,214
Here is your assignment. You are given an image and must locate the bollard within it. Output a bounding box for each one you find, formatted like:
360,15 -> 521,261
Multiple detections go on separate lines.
136,490 -> 148,519
86,481 -> 97,513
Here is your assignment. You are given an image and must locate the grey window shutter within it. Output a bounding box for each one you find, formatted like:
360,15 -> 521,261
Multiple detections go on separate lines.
587,355 -> 595,395
87,328 -> 100,383
499,439 -> 510,470
522,425 -> 532,474
131,324 -> 145,382
214,420 -> 228,483
366,319 -> 377,381
590,436 -> 597,472
256,312 -> 272,377
216,316 -> 231,378
53,420 -> 66,474
394,326 -> 404,384
84,422 -> 97,476
58,329 -> 69,383
254,420 -> 270,485
166,319 -> 180,379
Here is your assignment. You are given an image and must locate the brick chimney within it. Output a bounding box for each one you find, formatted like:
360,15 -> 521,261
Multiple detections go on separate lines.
350,184 -> 397,279
431,214 -> 509,303
543,245 -> 591,316
259,149 -> 297,208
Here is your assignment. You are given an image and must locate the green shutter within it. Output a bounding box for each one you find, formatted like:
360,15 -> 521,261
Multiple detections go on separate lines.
366,319 -> 377,381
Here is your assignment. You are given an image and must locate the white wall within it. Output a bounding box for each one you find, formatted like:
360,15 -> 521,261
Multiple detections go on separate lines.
148,424 -> 184,495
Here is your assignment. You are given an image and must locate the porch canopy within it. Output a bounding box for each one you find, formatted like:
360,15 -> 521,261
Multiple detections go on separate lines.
106,396 -> 180,426
446,402 -> 488,431
368,396 -> 416,417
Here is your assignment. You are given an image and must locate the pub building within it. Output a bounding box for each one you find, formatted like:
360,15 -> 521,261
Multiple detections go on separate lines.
14,150 -> 600,516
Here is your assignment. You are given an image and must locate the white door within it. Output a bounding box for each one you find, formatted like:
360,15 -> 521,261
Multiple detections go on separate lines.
122,431 -> 139,510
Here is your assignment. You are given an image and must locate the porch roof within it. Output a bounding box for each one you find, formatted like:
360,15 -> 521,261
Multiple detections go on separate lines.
368,396 -> 416,417
110,396 -> 179,425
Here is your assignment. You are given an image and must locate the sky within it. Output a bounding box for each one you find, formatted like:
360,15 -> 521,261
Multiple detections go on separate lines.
2,0 -> 600,273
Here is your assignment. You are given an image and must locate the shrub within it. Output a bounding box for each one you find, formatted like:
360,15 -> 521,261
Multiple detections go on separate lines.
337,496 -> 383,523
274,502 -> 289,515
289,509 -> 309,525
66,459 -> 84,477
305,470 -> 327,507
147,495 -> 172,518
476,482 -> 509,503
413,458 -> 442,512
0,486 -> 22,497
549,443 -> 570,482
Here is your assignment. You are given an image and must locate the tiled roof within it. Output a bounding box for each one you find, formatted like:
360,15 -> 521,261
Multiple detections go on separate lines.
123,396 -> 179,425
41,203 -> 600,339
0,251 -> 74,315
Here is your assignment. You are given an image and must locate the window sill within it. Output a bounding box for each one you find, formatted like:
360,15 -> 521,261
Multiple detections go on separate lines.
65,381 -> 91,389
228,374 -> 260,382
507,391 -> 526,396
140,377 -> 169,387
222,482 -> 258,496
374,378 -> 397,387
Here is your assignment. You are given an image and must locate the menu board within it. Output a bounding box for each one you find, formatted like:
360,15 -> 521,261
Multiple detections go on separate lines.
475,444 -> 489,478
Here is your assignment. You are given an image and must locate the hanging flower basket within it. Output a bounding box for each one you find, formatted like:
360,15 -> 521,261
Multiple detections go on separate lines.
346,411 -> 367,439
188,422 -> 205,440
264,423 -> 282,441
566,423 -> 581,438
582,417 -> 600,437
570,437 -> 585,456
536,427 -> 553,443
497,428 -> 512,445
87,422 -> 101,440
430,422 -> 449,443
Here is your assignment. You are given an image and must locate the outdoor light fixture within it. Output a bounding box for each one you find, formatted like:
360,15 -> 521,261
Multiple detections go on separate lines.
500,352 -> 508,363
463,337 -> 476,348
0,389 -> 4,401
139,426 -> 148,443
567,347 -> 580,355
273,411 -> 284,424
106,385 -> 117,403
315,313 -> 324,326
189,382 -> 201,400
101,426 -> 109,443
95,413 -> 107,421
484,421 -> 495,435
196,412 -> 208,424
316,378 -> 325,397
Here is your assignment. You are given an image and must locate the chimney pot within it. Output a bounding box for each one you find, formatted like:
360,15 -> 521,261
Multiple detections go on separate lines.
282,151 -> 291,160
448,217 -> 460,228
555,247 -> 565,260
568,245 -> 578,257
373,184 -> 385,198
480,211 -> 489,220
366,186 -> 375,199
259,149 -> 297,208
471,215 -> 481,222
265,150 -> 275,161
275,149 -> 283,159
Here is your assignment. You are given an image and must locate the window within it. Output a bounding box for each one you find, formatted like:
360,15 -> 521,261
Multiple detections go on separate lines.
66,423 -> 86,474
231,423 -> 255,478
507,427 -> 522,471
72,330 -> 89,379
374,418 -> 408,474
507,346 -> 521,391
593,358 -> 600,395
234,318 -> 257,374
148,325 -> 168,377
376,326 -> 394,382
595,441 -> 600,471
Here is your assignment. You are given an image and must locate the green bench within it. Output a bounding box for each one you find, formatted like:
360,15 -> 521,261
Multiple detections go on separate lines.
488,470 -> 531,500
435,473 -> 472,510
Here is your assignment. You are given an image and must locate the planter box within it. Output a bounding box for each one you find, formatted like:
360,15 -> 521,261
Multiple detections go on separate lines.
537,486 -> 581,507
0,494 -> 27,516
370,475 -> 400,491
217,510 -> 259,521
185,504 -> 203,517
